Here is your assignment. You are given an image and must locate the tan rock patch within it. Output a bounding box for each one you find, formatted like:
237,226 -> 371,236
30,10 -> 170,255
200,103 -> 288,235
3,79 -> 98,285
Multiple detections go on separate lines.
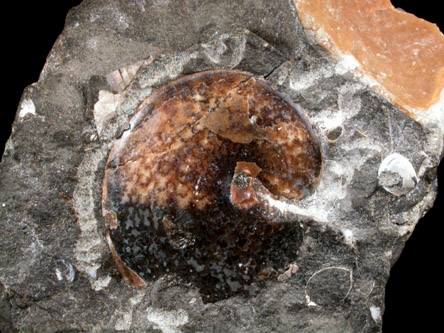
293,0 -> 444,119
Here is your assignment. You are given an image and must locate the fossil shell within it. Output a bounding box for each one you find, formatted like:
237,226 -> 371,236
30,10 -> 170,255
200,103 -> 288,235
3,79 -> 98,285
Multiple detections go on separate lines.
378,153 -> 418,196
102,70 -> 322,301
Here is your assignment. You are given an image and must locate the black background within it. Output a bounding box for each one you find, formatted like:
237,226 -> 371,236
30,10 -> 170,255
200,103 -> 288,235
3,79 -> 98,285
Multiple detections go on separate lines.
1,1 -> 442,331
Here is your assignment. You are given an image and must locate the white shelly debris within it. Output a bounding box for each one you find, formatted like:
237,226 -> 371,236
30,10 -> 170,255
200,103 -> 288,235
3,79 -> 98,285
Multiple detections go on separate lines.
91,275 -> 112,291
378,153 -> 418,196
146,308 -> 189,333
115,311 -> 133,331
369,306 -> 381,323
277,263 -> 299,281
334,54 -> 360,75
55,259 -> 75,282
19,99 -> 36,118
114,292 -> 145,331
106,58 -> 153,93
305,294 -> 317,307
73,148 -> 110,289
94,90 -> 122,135
341,229 -> 356,249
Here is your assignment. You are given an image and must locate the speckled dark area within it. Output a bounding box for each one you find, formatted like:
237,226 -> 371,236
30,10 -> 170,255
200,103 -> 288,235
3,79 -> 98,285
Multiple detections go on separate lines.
112,202 -> 304,302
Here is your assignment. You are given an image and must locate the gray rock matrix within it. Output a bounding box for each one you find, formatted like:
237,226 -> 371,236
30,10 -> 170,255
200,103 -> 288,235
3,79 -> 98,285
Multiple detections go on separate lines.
1,1 -> 442,332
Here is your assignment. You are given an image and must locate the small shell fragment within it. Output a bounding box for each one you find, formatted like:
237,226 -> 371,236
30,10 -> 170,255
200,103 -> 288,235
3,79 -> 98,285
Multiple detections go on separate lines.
55,259 -> 75,282
378,153 -> 418,196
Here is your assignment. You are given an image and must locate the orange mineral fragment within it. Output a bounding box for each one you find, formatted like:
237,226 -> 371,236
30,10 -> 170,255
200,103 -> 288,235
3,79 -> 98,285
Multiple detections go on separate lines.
292,0 -> 444,119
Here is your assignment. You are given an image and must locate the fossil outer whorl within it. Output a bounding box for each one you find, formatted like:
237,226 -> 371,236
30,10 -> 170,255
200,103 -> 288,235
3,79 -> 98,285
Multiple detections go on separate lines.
102,70 -> 322,301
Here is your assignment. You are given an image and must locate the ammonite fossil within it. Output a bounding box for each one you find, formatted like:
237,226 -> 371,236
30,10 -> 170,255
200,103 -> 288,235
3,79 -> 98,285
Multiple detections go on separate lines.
102,70 -> 322,301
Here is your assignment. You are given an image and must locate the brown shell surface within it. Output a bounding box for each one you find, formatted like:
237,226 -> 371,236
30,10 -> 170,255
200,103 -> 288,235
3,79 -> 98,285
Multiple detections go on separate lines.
102,70 -> 322,301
